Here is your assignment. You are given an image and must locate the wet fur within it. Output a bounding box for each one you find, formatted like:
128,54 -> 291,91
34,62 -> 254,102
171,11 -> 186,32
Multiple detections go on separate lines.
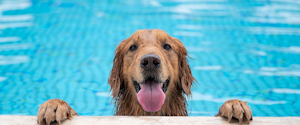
108,29 -> 195,116
37,99 -> 78,125
37,29 -> 253,124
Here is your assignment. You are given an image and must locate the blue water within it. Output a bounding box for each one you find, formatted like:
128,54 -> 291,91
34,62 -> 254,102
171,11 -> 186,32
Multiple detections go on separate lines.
0,0 -> 300,116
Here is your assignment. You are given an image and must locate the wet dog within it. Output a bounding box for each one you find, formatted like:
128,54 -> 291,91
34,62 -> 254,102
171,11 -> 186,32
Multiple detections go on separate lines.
37,29 -> 252,125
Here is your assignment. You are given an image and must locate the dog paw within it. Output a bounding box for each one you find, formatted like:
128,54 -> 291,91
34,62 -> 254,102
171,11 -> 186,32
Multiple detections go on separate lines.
215,99 -> 253,124
37,99 -> 78,125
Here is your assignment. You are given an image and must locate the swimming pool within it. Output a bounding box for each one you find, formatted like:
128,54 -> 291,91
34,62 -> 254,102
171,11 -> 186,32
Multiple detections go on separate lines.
0,0 -> 300,116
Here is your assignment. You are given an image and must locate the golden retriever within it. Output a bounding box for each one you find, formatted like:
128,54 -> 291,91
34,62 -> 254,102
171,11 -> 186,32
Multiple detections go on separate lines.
37,29 -> 252,125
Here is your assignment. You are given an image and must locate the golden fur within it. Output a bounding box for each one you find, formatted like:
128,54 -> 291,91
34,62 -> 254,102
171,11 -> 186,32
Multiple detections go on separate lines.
37,29 -> 253,125
108,29 -> 195,116
37,99 -> 78,125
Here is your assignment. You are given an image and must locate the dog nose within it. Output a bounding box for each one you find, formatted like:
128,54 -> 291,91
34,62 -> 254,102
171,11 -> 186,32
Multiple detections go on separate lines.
140,54 -> 161,70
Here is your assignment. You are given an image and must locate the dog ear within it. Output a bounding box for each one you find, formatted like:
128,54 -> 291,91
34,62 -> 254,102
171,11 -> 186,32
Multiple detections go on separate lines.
172,37 -> 196,96
108,40 -> 128,98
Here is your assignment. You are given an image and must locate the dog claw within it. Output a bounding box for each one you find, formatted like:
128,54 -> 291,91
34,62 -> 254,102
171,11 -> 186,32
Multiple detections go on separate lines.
228,117 -> 232,123
57,121 -> 61,125
37,99 -> 78,125
216,99 -> 253,124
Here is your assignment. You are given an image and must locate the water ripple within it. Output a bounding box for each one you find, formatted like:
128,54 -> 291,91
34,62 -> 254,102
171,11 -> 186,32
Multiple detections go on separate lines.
0,76 -> 7,82
191,92 -> 286,105
244,65 -> 300,76
272,89 -> 300,94
0,37 -> 21,43
0,55 -> 29,65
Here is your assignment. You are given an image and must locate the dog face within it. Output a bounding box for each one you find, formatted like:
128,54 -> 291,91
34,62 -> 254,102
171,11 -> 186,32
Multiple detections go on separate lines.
109,29 -> 195,114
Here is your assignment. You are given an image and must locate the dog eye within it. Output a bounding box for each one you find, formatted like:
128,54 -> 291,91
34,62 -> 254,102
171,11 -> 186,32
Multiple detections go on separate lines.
163,44 -> 172,50
129,45 -> 137,51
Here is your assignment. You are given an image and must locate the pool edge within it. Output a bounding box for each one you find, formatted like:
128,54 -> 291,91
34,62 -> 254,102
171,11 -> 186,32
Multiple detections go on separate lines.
1,115 -> 300,125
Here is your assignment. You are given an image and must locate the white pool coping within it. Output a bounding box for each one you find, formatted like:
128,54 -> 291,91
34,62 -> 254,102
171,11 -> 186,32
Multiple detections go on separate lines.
0,115 -> 299,125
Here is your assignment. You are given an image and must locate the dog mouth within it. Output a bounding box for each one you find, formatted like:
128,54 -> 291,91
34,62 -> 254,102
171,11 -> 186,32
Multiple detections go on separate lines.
133,76 -> 169,112
134,77 -> 169,93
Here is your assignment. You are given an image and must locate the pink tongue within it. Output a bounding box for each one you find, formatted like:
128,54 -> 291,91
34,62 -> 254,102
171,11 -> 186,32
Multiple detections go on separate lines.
137,81 -> 165,112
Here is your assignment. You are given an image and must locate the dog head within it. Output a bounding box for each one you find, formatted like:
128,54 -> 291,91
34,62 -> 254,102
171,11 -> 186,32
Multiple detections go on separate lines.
109,29 -> 195,113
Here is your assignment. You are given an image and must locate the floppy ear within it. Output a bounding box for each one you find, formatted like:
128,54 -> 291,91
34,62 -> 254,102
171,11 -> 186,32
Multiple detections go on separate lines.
172,37 -> 196,96
108,40 -> 127,99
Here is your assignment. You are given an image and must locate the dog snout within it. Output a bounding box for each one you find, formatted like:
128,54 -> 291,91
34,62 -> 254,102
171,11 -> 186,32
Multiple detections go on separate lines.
140,54 -> 161,70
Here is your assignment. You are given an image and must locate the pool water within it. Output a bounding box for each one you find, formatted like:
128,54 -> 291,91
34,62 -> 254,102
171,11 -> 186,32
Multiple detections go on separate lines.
0,0 -> 300,116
